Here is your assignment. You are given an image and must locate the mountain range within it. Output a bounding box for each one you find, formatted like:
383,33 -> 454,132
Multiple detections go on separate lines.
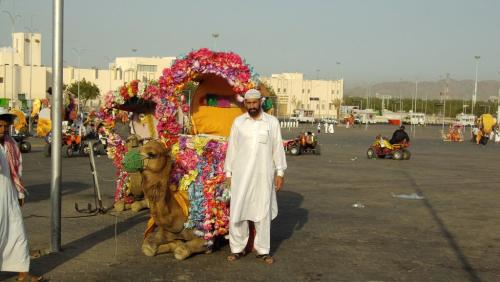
345,80 -> 500,101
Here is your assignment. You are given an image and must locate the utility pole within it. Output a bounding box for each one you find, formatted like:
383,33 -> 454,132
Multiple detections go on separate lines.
26,15 -> 38,134
72,48 -> 85,115
211,33 -> 219,51
472,56 -> 480,115
51,0 -> 64,253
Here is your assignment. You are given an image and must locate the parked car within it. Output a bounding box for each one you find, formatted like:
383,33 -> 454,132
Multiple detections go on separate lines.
320,118 -> 338,124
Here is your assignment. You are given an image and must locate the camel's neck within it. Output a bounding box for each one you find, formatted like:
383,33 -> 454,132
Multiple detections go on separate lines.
143,160 -> 186,233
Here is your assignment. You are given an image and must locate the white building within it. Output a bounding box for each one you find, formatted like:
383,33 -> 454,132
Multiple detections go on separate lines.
0,32 -> 175,109
261,73 -> 343,118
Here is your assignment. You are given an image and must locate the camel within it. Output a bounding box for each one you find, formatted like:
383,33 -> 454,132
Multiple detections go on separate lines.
139,140 -> 207,260
114,135 -> 150,212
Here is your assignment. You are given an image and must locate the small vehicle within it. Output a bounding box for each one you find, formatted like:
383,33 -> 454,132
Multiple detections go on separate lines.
367,137 -> 410,160
12,133 -> 32,153
44,130 -> 103,158
284,131 -> 321,155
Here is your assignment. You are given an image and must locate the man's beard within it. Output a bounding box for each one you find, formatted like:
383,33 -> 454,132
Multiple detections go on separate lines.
248,108 -> 261,117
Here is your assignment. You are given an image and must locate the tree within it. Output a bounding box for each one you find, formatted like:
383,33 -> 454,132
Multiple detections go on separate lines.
332,98 -> 343,118
67,79 -> 100,110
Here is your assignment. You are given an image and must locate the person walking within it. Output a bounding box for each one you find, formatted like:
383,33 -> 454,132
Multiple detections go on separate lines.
0,108 -> 43,281
224,89 -> 287,265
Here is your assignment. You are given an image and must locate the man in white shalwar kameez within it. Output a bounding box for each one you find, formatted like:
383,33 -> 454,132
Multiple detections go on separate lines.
225,89 -> 287,264
0,109 -> 42,281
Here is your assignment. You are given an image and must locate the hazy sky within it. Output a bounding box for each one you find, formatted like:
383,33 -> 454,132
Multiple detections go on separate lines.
0,0 -> 499,85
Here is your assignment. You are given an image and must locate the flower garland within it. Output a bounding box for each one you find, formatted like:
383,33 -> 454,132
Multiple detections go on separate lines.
172,135 -> 230,246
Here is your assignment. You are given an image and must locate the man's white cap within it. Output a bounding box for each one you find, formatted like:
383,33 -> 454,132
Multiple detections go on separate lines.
244,89 -> 261,100
0,107 -> 16,121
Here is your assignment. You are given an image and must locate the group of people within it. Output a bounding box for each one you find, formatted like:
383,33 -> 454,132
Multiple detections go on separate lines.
1,87 -> 287,280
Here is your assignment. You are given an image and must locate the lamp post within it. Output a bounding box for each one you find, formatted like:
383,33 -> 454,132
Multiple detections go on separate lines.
26,16 -> 38,134
2,9 -> 21,107
131,48 -> 138,80
104,55 -> 114,92
51,0 -> 64,253
2,64 -> 6,99
336,62 -> 341,80
497,71 -> 500,124
472,55 -> 480,115
211,33 -> 219,51
72,48 -> 85,115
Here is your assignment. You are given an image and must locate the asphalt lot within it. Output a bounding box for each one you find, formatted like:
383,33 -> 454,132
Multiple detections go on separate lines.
1,124 -> 499,281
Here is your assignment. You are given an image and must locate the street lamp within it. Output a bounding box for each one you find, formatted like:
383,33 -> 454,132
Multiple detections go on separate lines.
336,62 -> 341,80
472,55 -> 480,115
2,9 -> 21,106
131,48 -> 138,80
25,25 -> 38,134
104,56 -> 115,93
211,33 -> 220,51
72,47 -> 86,115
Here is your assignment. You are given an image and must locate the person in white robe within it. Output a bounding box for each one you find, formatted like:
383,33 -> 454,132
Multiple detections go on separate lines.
224,89 -> 287,264
0,108 -> 42,281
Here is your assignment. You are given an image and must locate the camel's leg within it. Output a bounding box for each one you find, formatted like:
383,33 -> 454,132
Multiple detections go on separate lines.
156,241 -> 182,255
173,237 -> 207,260
142,230 -> 168,257
130,199 -> 149,212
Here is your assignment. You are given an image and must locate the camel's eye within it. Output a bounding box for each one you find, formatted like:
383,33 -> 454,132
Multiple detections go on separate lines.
147,152 -> 157,159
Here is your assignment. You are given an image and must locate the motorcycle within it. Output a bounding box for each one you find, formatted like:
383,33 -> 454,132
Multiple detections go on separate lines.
12,132 -> 32,153
44,130 -> 105,158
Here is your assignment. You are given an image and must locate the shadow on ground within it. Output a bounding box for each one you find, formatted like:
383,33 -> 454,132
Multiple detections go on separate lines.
24,182 -> 91,203
271,190 -> 308,254
403,171 -> 482,282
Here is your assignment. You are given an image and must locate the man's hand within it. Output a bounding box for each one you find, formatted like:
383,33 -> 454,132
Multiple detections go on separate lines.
225,177 -> 231,188
18,198 -> 25,207
275,176 -> 284,192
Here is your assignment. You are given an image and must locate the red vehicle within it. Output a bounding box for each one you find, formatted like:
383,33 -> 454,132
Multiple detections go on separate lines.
283,131 -> 321,155
366,137 -> 410,160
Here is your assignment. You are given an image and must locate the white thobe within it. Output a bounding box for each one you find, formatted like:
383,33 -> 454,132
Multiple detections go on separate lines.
0,144 -> 30,272
224,112 -> 287,254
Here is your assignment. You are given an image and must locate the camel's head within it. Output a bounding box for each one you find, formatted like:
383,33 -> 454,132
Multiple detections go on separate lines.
139,140 -> 171,173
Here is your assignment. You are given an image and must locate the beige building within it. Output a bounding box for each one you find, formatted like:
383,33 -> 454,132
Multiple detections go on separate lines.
261,73 -> 344,118
0,32 -> 175,109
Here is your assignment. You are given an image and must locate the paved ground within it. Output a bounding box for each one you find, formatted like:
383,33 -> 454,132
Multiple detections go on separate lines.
1,124 -> 500,281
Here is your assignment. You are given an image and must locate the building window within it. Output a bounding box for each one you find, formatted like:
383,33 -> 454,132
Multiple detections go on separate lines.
283,88 -> 286,93
137,64 -> 157,73
337,90 -> 339,94
316,104 -> 319,110
307,89 -> 310,94
277,88 -> 280,93
302,89 -> 304,94
0,77 -> 3,83
331,90 -> 334,94
307,104 -> 310,110
329,104 -> 333,110
322,104 -> 325,110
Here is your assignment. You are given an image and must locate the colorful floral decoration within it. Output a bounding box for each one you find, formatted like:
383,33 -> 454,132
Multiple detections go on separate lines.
100,48 -> 257,246
170,135 -> 230,245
